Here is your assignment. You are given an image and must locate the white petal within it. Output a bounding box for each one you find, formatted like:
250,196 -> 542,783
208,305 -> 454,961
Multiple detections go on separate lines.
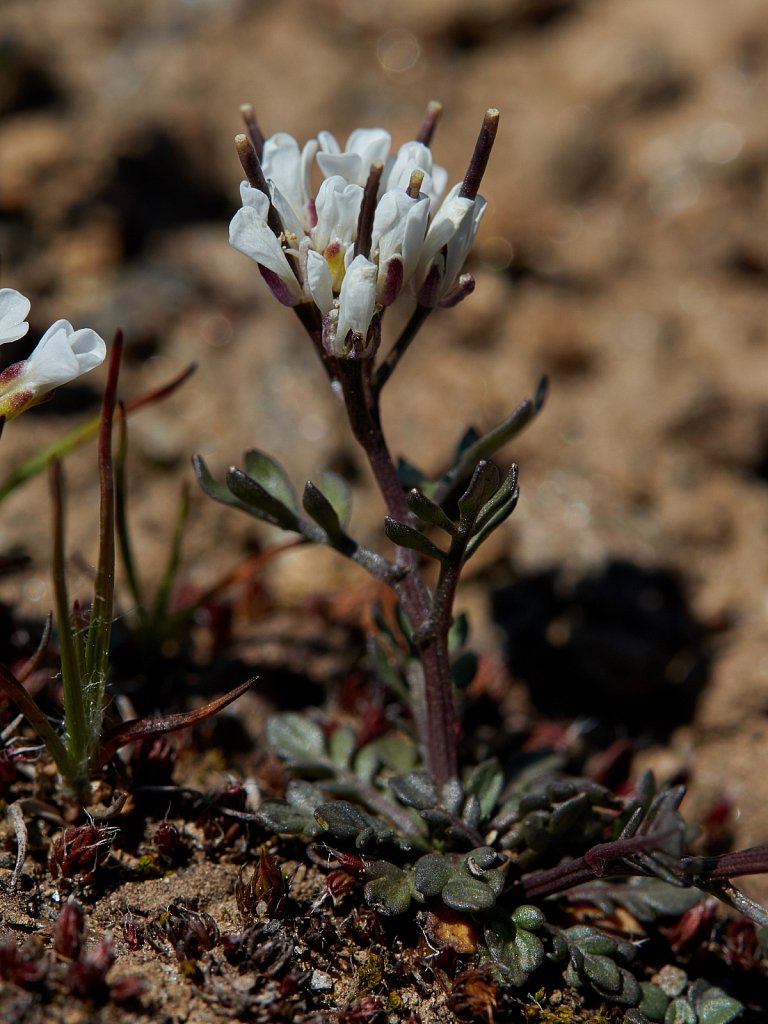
371,190 -> 429,282
345,128 -> 391,171
316,150 -> 364,185
306,249 -> 334,314
382,141 -> 447,205
0,288 -> 31,345
416,186 -> 472,282
335,255 -> 378,350
25,320 -> 106,390
262,132 -> 318,233
229,207 -> 302,303
269,181 -> 304,242
312,176 -> 363,252
317,130 -> 341,156
414,184 -> 487,305
317,128 -> 391,186
239,181 -> 270,213
443,195 -> 486,290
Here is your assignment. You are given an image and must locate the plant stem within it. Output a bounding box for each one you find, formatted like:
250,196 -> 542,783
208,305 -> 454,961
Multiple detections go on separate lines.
333,356 -> 458,787
372,303 -> 432,395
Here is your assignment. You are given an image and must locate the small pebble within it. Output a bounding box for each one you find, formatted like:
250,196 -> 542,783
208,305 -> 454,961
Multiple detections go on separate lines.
653,963 -> 688,997
311,970 -> 333,991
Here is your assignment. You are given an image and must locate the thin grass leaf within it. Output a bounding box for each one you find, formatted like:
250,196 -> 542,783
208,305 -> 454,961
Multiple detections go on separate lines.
49,458 -> 87,772
0,663 -> 75,781
150,483 -> 190,632
0,363 -> 195,505
115,403 -> 147,630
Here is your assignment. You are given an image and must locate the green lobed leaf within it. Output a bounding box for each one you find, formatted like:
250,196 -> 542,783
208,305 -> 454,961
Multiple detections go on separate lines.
442,778 -> 465,816
464,759 -> 505,821
484,911 -> 546,987
364,861 -> 414,915
461,794 -> 482,830
352,742 -> 379,784
464,488 -> 520,559
317,471 -> 352,528
285,779 -> 327,814
457,460 -> 501,525
267,712 -> 326,764
582,952 -> 621,995
413,853 -> 454,900
257,799 -> 322,837
383,517 -> 447,562
226,467 -> 303,531
314,800 -> 394,847
472,465 -> 519,533
511,905 -> 545,931
328,725 -> 356,768
698,997 -> 744,1024
441,876 -> 499,912
192,454 -> 248,509
572,877 -> 703,927
638,982 -> 670,1022
388,771 -> 438,810
665,999 -> 697,1024
302,479 -> 345,541
451,650 -> 478,690
369,732 -> 418,774
405,488 -> 457,535
243,449 -> 299,511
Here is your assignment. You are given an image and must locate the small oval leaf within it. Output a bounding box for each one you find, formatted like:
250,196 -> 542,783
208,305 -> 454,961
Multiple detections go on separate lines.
243,449 -> 300,511
267,713 -> 326,763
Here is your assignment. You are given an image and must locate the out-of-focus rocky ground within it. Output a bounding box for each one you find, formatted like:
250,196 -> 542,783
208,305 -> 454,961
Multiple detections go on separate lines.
2,0 -> 768,903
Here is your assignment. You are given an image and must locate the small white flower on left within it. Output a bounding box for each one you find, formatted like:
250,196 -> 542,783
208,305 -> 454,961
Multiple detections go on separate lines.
0,288 -> 107,422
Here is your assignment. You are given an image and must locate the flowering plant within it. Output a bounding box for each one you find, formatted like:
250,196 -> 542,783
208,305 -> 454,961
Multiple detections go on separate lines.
196,103 -> 543,789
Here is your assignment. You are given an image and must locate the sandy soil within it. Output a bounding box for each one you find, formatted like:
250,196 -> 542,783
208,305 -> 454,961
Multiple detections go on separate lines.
2,0 -> 768,1019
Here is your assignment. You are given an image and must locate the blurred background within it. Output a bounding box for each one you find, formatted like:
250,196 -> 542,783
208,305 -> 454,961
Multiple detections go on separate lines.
1,0 -> 768,875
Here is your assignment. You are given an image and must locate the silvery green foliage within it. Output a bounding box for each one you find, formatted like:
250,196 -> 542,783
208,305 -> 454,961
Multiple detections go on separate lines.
635,971 -> 744,1024
365,847 -> 506,916
564,875 -> 702,923
549,925 -> 641,1006
255,722 -> 751,1016
483,906 -> 546,987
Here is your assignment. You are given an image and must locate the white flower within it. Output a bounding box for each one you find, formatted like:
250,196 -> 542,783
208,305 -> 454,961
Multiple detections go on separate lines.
310,175 -> 363,286
335,254 -> 378,355
0,290 -> 106,422
370,188 -> 430,304
413,184 -> 487,308
0,288 -> 31,345
229,184 -> 303,306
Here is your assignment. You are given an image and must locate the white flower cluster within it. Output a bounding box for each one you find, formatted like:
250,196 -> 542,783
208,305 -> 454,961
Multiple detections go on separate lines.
0,289 -> 106,422
229,123 -> 487,356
